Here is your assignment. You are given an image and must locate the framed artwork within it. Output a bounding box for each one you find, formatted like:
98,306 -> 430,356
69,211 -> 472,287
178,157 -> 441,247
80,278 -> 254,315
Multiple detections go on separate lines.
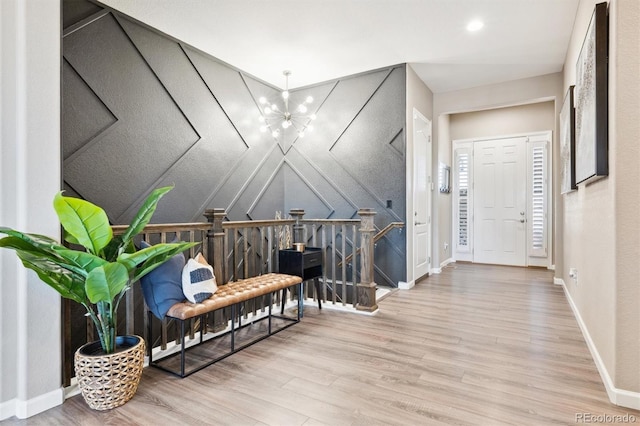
574,2 -> 608,185
560,86 -> 576,194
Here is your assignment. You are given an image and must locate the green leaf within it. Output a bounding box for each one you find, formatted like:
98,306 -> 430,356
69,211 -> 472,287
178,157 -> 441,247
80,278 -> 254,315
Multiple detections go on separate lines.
53,193 -> 112,255
133,242 -> 199,282
51,247 -> 108,274
16,251 -> 88,304
85,263 -> 129,304
63,231 -> 80,246
0,233 -> 65,264
118,242 -> 198,278
0,235 -> 95,278
101,235 -> 124,262
0,236 -> 53,255
0,228 -> 66,252
120,186 -> 173,247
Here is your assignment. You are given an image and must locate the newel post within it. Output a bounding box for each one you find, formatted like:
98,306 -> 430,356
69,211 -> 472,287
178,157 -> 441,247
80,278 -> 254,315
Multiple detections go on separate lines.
289,208 -> 305,244
357,208 -> 378,312
204,208 -> 226,283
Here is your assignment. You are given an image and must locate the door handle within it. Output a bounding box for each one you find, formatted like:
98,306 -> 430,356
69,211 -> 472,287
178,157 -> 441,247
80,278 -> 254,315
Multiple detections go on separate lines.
520,218 -> 526,223
415,221 -> 425,225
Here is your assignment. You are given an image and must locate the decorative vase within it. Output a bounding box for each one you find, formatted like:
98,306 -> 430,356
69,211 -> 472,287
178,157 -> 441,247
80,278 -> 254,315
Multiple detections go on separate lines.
74,335 -> 145,410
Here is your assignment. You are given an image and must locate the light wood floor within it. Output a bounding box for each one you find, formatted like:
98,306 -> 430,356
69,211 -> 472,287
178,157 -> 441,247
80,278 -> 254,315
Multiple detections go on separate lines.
7,263 -> 639,425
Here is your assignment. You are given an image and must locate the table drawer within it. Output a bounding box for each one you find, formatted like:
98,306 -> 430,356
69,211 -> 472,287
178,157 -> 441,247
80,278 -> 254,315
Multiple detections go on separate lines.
303,250 -> 322,267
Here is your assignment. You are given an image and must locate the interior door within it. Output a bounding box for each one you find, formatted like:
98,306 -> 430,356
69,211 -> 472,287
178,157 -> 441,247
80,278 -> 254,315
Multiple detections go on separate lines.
413,110 -> 432,278
473,137 -> 527,266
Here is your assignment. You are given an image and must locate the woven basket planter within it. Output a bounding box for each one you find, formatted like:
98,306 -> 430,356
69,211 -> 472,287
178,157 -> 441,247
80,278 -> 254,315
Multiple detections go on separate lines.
74,335 -> 145,410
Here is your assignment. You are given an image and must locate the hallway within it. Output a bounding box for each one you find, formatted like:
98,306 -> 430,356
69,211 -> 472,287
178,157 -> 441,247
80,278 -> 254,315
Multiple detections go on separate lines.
6,264 -> 638,425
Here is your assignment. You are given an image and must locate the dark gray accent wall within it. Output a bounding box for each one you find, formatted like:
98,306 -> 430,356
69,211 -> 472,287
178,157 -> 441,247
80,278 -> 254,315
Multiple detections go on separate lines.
62,2 -> 406,285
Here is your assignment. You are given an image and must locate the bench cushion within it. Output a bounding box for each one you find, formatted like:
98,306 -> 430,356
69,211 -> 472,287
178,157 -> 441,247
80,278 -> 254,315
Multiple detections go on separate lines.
166,273 -> 303,320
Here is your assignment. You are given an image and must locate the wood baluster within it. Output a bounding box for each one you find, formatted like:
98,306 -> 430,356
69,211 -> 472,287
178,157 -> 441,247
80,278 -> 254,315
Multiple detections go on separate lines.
351,223 -> 358,306
204,208 -> 227,332
356,209 -> 378,312
331,224 -> 337,305
341,224 -> 347,306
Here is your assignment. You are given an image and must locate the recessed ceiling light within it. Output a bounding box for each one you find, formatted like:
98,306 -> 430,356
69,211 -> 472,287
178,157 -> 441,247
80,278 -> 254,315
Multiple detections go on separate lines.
467,19 -> 484,32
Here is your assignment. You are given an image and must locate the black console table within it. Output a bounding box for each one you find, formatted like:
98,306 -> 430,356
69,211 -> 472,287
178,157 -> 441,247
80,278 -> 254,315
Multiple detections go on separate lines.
278,247 -> 323,316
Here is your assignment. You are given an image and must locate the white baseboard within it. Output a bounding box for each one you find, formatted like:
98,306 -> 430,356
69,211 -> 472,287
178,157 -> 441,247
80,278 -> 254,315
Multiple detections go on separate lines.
548,264 -> 556,271
1,387 -> 64,420
430,258 -> 455,275
553,277 -> 564,286
560,282 -> 640,410
398,280 -> 415,290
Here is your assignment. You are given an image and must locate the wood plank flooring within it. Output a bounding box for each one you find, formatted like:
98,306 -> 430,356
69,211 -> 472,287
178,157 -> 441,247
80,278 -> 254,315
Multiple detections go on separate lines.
6,263 -> 639,425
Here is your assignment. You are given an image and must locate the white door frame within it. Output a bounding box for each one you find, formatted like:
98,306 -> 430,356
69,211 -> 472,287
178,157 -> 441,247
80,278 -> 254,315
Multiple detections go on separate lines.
452,131 -> 552,268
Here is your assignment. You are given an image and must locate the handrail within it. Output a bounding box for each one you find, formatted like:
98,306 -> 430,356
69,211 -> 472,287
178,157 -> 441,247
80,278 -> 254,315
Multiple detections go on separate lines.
111,222 -> 211,234
300,219 -> 361,225
222,219 -> 295,229
338,222 -> 404,267
374,222 -> 405,243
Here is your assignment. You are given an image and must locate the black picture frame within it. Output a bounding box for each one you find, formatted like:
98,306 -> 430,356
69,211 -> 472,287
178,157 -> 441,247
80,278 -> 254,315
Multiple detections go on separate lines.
574,2 -> 608,185
560,86 -> 577,194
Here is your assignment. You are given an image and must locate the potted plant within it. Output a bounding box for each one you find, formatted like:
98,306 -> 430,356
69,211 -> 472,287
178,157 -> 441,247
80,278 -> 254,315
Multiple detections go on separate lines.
0,185 -> 196,410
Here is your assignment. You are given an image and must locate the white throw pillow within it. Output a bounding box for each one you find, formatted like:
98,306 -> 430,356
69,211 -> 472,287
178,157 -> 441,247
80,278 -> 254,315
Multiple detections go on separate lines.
182,253 -> 217,303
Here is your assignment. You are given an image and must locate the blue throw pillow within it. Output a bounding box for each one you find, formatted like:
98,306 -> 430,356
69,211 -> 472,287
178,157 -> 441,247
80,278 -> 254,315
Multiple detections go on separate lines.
139,240 -> 186,319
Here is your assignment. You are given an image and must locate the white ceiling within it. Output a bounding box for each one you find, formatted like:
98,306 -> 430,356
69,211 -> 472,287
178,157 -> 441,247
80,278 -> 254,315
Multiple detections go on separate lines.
99,0 -> 580,93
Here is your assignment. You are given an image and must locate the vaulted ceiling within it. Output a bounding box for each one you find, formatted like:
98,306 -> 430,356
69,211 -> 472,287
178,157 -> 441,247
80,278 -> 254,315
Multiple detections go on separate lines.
98,0 -> 580,93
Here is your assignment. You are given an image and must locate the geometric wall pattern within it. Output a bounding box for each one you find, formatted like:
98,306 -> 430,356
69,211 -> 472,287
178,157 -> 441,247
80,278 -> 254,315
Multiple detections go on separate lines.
62,2 -> 406,285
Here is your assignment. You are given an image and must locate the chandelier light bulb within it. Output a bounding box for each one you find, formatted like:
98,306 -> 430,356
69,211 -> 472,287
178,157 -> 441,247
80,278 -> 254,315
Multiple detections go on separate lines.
272,130 -> 279,138
298,104 -> 308,113
467,19 -> 484,32
282,120 -> 291,129
258,116 -> 265,123
299,131 -> 305,138
306,96 -> 313,104
259,97 -> 267,104
265,106 -> 272,114
310,114 -> 317,120
282,90 -> 289,100
271,104 -> 279,111
307,125 -> 314,132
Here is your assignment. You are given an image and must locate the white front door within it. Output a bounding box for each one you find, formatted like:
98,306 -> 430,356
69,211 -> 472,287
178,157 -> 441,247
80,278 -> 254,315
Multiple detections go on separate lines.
473,137 -> 527,266
413,110 -> 432,278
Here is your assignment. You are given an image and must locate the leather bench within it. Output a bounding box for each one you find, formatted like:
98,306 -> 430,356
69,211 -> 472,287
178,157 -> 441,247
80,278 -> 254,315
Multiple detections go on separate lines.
148,273 -> 303,377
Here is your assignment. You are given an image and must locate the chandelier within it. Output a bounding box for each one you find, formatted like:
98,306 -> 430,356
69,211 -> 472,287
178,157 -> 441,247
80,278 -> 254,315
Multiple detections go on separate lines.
258,70 -> 317,139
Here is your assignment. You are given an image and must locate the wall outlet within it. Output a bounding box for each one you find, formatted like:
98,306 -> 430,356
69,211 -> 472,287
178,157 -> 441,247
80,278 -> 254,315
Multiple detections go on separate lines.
444,242 -> 449,252
569,268 -> 578,284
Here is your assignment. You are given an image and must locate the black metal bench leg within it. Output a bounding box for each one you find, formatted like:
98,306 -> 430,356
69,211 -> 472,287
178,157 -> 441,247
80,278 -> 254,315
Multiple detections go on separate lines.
180,320 -> 186,378
268,292 -> 272,334
147,310 -> 153,363
281,288 -> 286,314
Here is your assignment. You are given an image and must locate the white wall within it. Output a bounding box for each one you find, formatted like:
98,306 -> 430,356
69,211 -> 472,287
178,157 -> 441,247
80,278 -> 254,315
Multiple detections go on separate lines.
450,101 -> 555,141
0,0 -> 63,419
436,114 -> 452,266
561,0 -> 640,407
